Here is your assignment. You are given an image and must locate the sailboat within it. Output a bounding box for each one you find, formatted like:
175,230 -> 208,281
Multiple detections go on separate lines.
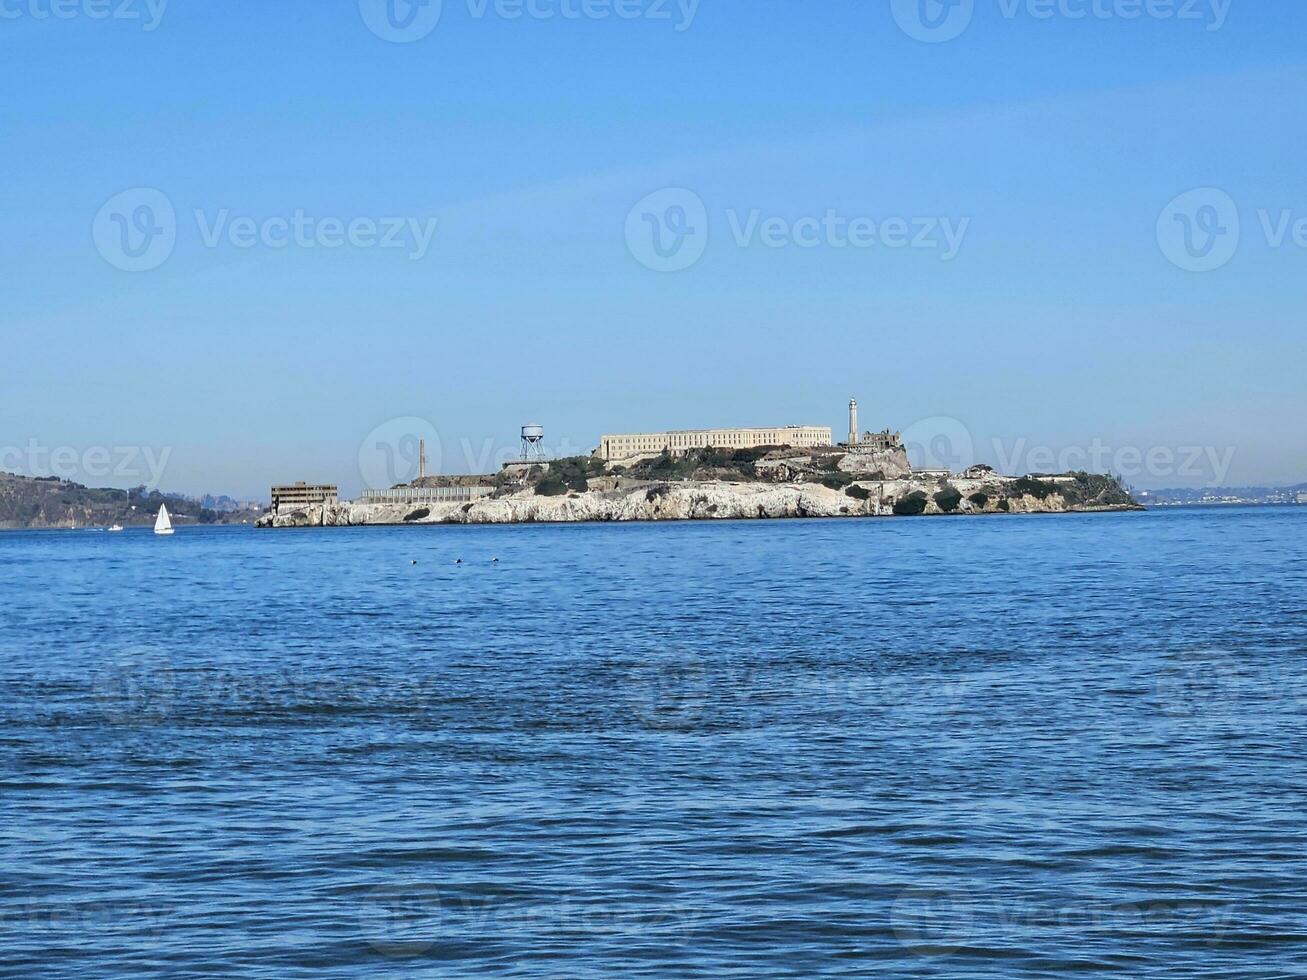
154,504 -> 174,536
108,524 -> 124,532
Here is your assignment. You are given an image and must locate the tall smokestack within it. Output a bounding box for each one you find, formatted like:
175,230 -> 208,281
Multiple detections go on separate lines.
419,439 -> 427,480
848,398 -> 859,447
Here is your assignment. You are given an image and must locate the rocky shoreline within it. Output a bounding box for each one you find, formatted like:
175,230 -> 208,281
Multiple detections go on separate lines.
258,472 -> 1143,529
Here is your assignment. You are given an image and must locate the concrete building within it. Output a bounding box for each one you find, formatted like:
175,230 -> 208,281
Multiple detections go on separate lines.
845,397 -> 902,451
851,428 -> 902,451
597,425 -> 832,462
271,482 -> 338,513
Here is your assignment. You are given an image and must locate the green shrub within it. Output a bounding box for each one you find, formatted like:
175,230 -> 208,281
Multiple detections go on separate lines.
968,492 -> 989,507
730,461 -> 758,479
1060,472 -> 1134,507
536,475 -> 567,496
893,491 -> 928,516
934,486 -> 962,512
625,447 -> 765,483
997,498 -> 1010,512
845,484 -> 871,500
819,472 -> 853,490
1013,476 -> 1058,500
534,456 -> 602,493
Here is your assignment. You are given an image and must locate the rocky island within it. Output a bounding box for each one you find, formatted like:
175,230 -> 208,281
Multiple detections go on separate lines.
257,442 -> 1141,529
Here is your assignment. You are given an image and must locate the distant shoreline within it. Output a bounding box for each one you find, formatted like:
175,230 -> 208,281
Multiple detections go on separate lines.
1139,500 -> 1307,508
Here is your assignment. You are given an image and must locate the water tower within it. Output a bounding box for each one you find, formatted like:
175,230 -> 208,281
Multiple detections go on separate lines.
520,423 -> 545,460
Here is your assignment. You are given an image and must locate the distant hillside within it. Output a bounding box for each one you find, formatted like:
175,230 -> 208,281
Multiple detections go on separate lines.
201,493 -> 264,512
0,473 -> 264,529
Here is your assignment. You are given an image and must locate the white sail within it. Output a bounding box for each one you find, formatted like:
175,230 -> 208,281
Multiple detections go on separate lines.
154,504 -> 174,535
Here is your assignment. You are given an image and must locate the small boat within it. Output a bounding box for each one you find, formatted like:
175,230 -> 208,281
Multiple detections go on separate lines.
108,524 -> 124,533
154,504 -> 174,536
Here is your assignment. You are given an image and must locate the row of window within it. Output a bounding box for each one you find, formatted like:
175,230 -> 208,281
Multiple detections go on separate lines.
605,429 -> 832,455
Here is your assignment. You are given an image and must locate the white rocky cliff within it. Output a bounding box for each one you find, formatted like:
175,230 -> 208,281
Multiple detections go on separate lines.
259,468 -> 1140,528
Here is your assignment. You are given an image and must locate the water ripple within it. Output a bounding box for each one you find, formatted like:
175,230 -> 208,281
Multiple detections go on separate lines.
1,509 -> 1305,977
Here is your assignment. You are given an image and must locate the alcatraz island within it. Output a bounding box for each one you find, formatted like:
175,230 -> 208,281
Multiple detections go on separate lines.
257,399 -> 1141,528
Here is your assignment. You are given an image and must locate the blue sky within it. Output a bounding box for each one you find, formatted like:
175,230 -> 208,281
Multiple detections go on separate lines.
2,0 -> 1305,498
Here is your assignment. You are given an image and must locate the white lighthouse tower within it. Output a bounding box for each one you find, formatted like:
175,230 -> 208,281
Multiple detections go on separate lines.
848,398 -> 859,447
